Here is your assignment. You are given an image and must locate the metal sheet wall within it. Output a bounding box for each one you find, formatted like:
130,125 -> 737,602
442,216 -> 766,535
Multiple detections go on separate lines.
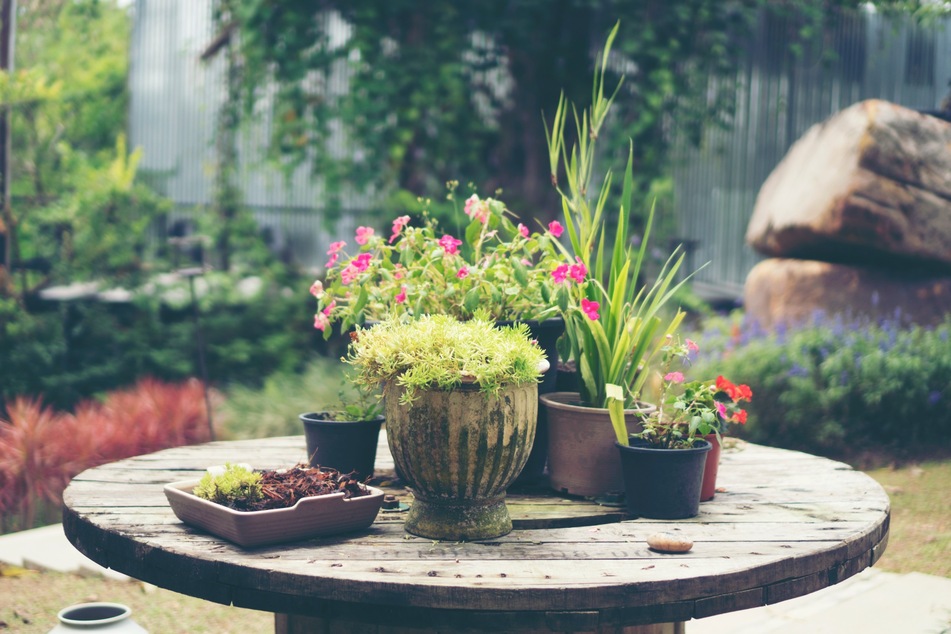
129,0 -> 365,270
129,3 -> 951,280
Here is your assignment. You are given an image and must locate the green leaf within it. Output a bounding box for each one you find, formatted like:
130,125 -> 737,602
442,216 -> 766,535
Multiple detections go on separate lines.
512,257 -> 528,286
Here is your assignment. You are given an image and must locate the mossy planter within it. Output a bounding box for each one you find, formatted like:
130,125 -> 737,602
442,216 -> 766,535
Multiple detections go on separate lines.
384,381 -> 537,541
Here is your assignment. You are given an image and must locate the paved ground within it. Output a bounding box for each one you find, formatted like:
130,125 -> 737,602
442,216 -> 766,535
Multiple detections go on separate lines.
2,524 -> 950,632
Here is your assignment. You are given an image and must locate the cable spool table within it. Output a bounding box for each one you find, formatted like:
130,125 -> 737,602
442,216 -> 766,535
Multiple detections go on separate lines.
63,434 -> 889,633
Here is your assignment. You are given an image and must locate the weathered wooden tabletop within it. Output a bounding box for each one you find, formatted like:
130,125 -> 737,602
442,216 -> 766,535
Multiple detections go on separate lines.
62,434 -> 889,633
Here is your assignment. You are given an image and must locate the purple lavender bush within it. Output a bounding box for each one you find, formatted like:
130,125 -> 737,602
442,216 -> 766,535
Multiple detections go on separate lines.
689,310 -> 951,460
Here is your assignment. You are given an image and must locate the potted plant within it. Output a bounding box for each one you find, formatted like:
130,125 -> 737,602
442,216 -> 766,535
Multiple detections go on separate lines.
299,388 -> 384,481
164,463 -> 384,547
539,22 -> 695,497
614,340 -> 752,518
310,187 -> 566,482
344,314 -> 547,540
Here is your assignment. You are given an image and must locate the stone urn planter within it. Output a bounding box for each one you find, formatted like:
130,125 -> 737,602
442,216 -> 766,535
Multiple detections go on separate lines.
384,381 -> 537,540
344,315 -> 548,540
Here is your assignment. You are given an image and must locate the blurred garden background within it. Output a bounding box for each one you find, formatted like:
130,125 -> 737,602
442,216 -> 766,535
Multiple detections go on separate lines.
0,0 -> 949,585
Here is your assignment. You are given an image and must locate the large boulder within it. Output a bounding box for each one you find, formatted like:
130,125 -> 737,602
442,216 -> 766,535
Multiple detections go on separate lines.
746,100 -> 951,270
744,258 -> 951,329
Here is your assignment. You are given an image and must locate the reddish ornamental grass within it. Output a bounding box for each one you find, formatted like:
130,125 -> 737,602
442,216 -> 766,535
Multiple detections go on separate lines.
0,378 -> 211,531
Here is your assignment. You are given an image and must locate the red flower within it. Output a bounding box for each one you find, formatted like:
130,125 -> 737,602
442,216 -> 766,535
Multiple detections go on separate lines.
716,375 -> 753,402
733,409 -> 748,424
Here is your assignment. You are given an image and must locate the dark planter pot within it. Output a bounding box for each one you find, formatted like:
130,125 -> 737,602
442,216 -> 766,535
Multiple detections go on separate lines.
497,318 -> 565,486
300,413 -> 384,480
700,433 -> 722,502
617,438 -> 712,519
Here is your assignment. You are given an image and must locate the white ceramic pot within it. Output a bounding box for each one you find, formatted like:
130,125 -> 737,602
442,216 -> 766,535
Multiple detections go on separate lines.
49,603 -> 147,633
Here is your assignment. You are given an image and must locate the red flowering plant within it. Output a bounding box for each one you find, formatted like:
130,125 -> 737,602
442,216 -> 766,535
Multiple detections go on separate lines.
310,184 -> 564,336
628,337 -> 753,449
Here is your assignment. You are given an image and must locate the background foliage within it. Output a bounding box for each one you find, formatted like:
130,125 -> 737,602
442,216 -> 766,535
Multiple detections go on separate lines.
691,313 -> 951,460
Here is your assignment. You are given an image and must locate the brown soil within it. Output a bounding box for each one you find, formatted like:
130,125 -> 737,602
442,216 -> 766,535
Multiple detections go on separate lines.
248,465 -> 370,511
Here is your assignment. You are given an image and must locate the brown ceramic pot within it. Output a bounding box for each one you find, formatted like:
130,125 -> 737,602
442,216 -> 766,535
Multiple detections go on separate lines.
540,392 -> 653,498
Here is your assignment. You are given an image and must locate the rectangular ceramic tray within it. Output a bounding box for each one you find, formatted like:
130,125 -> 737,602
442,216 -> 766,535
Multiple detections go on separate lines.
164,479 -> 384,547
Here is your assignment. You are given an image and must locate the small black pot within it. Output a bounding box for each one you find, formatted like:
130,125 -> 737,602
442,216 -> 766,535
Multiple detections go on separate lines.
616,437 -> 712,519
300,412 -> 384,480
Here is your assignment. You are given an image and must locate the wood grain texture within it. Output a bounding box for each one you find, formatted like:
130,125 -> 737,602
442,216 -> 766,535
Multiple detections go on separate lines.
62,435 -> 889,631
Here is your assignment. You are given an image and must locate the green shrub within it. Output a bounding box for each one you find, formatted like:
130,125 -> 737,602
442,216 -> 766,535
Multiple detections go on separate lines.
0,270 -> 316,412
216,357 -> 359,440
690,312 -> 951,458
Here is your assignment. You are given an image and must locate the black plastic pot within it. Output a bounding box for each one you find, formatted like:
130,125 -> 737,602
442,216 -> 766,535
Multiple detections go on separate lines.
497,318 -> 565,485
616,437 -> 711,519
300,413 -> 384,480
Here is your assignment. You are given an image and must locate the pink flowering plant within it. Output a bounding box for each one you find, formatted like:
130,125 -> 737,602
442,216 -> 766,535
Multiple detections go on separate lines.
311,185 -> 564,336
626,337 -> 753,449
545,23 -> 695,419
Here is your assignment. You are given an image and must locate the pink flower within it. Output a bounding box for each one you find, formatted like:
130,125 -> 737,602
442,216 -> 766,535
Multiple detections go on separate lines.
456,266 -> 469,279
352,252 -> 373,272
551,264 -> 569,284
393,264 -> 405,280
464,195 -> 490,224
716,401 -> 728,418
548,220 -> 564,238
313,312 -> 330,331
520,258 -> 531,266
389,215 -> 411,243
395,285 -> 407,304
581,298 -> 600,321
325,241 -> 346,268
309,280 -> 324,298
517,223 -> 529,238
438,234 -> 463,255
686,339 -> 699,353
340,265 -> 359,285
322,300 -> 336,316
664,371 -> 685,384
568,256 -> 587,283
355,226 -> 374,245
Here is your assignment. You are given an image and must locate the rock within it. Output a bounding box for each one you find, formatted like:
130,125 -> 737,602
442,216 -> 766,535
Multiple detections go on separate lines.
646,532 -> 693,554
746,100 -> 951,270
743,258 -> 951,329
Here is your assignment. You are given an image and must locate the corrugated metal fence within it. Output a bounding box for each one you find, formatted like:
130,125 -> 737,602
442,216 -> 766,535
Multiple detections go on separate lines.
129,2 -> 951,282
673,8 -> 951,300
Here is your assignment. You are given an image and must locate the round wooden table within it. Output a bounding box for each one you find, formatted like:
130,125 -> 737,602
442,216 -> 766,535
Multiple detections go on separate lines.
62,435 -> 889,634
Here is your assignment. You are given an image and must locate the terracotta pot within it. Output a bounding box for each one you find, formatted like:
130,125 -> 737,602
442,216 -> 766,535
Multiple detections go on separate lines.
700,433 -> 722,502
617,438 -> 712,519
384,381 -> 537,541
540,392 -> 653,498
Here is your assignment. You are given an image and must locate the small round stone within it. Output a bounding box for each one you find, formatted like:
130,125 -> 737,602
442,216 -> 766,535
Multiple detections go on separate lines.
647,532 -> 693,553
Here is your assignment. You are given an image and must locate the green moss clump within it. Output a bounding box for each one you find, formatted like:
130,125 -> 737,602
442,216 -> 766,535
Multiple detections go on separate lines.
193,463 -> 263,509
